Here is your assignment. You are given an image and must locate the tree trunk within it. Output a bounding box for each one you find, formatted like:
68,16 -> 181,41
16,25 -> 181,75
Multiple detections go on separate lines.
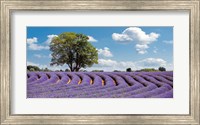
75,68 -> 80,72
68,65 -> 74,72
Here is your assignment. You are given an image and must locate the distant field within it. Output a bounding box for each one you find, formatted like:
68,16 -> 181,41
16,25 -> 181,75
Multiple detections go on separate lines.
27,71 -> 173,98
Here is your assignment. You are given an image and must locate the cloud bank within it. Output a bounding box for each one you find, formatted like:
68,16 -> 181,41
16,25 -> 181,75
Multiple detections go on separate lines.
88,36 -> 98,42
112,27 -> 160,54
86,58 -> 172,71
97,47 -> 113,57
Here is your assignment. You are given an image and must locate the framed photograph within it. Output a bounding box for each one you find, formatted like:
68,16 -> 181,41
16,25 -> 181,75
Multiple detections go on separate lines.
26,26 -> 174,99
1,0 -> 199,124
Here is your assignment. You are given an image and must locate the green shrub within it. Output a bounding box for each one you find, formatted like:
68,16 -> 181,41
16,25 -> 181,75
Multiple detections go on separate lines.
139,68 -> 158,72
158,67 -> 166,71
126,68 -> 132,72
92,70 -> 104,72
27,65 -> 40,71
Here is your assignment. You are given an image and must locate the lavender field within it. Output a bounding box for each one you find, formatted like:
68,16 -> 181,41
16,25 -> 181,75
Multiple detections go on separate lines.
27,71 -> 173,98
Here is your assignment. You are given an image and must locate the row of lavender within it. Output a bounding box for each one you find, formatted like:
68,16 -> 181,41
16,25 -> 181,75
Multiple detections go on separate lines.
27,71 -> 173,98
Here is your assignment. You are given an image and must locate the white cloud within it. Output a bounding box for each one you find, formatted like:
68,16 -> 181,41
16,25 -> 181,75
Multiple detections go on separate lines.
86,59 -> 136,71
28,57 -> 173,72
47,65 -> 68,71
135,44 -> 149,54
27,37 -> 37,44
27,37 -> 49,50
112,33 -> 132,43
97,47 -> 113,57
34,54 -> 42,58
163,40 -> 173,44
27,61 -> 48,69
119,61 -> 136,68
27,61 -> 68,71
112,27 -> 160,44
27,35 -> 58,51
27,61 -> 39,66
165,63 -> 173,71
112,27 -> 160,54
88,35 -> 97,42
98,59 -> 117,66
45,34 -> 58,45
136,58 -> 167,68
28,44 -> 49,50
85,58 -> 171,71
34,54 -> 49,58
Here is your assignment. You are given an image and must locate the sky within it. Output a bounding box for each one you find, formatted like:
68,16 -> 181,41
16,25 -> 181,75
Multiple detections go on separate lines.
27,27 -> 173,71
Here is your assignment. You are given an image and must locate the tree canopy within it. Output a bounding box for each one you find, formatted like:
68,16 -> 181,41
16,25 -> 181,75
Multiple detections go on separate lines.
49,32 -> 98,72
158,67 -> 166,71
126,68 -> 132,72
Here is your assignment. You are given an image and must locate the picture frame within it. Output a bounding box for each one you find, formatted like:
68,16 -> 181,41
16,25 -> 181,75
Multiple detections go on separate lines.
0,0 -> 199,124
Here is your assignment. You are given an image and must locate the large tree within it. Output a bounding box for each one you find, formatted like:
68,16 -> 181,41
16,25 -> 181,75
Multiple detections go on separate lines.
50,32 -> 98,72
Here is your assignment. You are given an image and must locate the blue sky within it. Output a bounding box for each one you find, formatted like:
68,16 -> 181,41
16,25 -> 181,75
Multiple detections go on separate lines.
27,27 -> 173,71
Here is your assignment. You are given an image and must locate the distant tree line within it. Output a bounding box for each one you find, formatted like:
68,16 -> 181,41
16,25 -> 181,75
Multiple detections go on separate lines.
126,67 -> 166,72
27,65 -> 167,72
27,65 -> 52,72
